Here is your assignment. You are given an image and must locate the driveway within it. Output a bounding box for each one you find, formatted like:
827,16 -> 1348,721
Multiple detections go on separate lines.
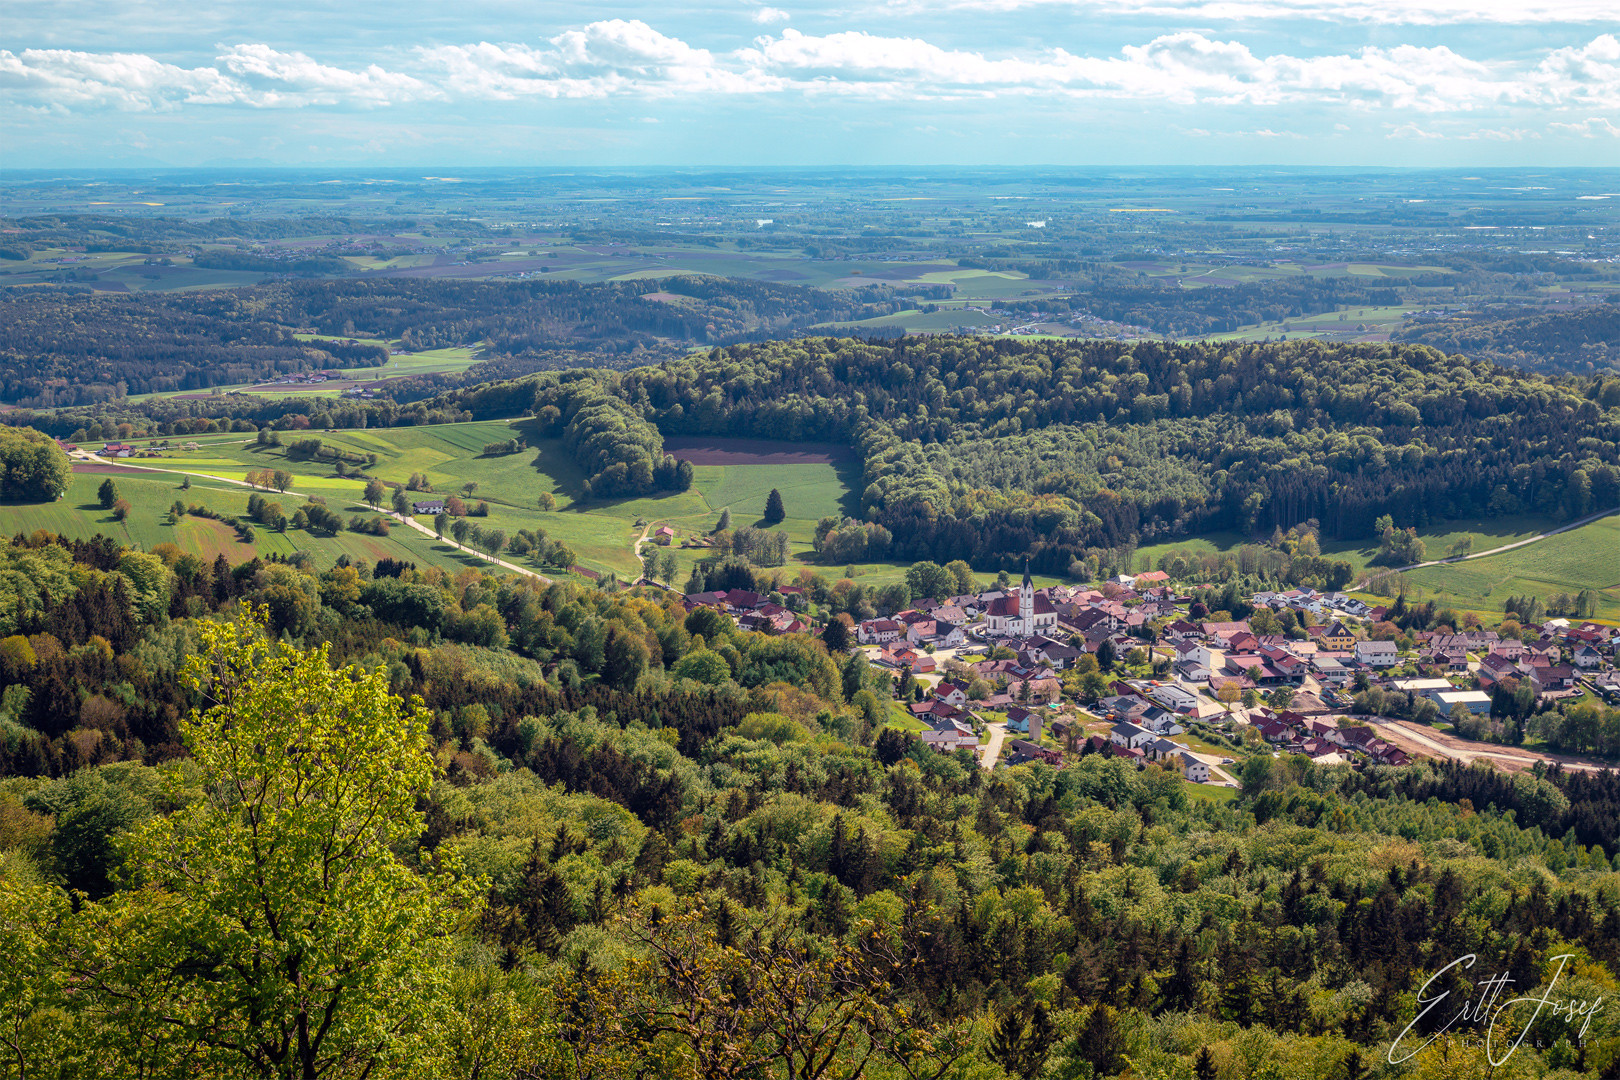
979,722 -> 1009,769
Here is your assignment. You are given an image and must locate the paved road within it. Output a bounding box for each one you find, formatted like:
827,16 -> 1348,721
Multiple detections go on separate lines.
979,722 -> 1009,770
1351,505 -> 1619,589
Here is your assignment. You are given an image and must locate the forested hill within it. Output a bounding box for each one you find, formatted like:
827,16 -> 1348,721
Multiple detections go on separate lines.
1395,302 -> 1620,375
0,277 -> 915,407
582,335 -> 1616,570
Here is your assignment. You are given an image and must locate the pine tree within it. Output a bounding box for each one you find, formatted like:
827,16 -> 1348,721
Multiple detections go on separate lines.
97,478 -> 118,509
764,488 -> 785,524
1194,1046 -> 1218,1080
1075,1004 -> 1123,1077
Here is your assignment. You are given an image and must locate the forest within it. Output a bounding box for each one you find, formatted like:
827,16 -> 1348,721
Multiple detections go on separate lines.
989,273 -> 1404,339
0,288 -> 387,406
2,526 -> 1619,1079
0,276 -> 922,407
1395,303 -> 1620,376
609,335 -> 1620,570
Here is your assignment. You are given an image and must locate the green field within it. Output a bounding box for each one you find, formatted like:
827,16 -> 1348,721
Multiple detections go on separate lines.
0,471 -> 488,574
1394,512 -> 1620,621
1135,514 -> 1570,584
71,422 -> 874,582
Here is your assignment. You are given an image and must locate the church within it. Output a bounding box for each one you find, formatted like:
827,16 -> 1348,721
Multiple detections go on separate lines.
983,564 -> 1059,637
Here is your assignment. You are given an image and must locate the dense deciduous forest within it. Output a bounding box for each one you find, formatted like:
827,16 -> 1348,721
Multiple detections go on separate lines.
2,529 -> 1618,1078
607,335 -> 1620,570
1396,303 -> 1620,375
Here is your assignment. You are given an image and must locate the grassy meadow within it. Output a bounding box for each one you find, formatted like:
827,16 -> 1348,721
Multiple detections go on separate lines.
0,470 -> 486,574
19,421 -> 1608,616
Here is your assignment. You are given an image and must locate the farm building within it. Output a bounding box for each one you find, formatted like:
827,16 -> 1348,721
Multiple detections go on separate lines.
412,500 -> 445,515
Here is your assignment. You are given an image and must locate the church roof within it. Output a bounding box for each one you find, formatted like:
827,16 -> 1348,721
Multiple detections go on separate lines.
986,594 -> 1056,617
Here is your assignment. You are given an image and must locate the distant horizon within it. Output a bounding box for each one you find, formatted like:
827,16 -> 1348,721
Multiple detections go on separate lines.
5,164 -> 1620,175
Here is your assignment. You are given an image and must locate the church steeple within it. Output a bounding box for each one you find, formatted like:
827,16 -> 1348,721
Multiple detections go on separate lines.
1019,559 -> 1033,626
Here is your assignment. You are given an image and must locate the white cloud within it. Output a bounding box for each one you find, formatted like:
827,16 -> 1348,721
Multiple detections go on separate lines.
421,20 -> 766,99
216,45 -> 432,107
3,26 -> 1616,119
753,6 -> 791,23
1387,122 -> 1444,138
1550,116 -> 1620,137
0,44 -> 429,111
885,0 -> 1620,25
1455,126 -> 1539,140
0,48 -> 234,111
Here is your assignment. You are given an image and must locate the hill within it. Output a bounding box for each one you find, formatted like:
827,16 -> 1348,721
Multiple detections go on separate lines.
1395,303 -> 1620,375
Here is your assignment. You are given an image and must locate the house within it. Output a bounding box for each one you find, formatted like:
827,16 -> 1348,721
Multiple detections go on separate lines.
1032,641 -> 1083,670
1311,655 -> 1351,688
858,619 -> 903,645
935,681 -> 969,708
1256,719 -> 1294,744
907,620 -> 967,648
99,442 -> 133,457
722,590 -> 766,613
1109,722 -> 1156,750
1425,689 -> 1492,716
919,729 -> 978,754
1475,653 -> 1519,689
654,525 -> 676,545
1147,683 -> 1199,715
1317,621 -> 1356,651
1355,640 -> 1399,668
412,500 -> 445,515
1528,666 -> 1578,695
1006,739 -> 1062,766
1489,638 -> 1527,662
1137,707 -> 1185,736
984,566 -> 1060,637
1205,621 -> 1250,647
1574,644 -> 1605,670
1005,706 -> 1043,741
1134,570 -> 1169,586
1178,752 -> 1210,783
1393,677 -> 1455,694
1148,737 -> 1181,762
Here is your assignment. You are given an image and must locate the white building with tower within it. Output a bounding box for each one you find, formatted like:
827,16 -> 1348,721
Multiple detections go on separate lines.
984,564 -> 1059,637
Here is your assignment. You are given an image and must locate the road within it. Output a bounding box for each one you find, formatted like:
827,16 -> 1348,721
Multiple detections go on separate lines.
1351,505 -> 1619,588
1365,718 -> 1612,775
979,722 -> 1008,770
73,455 -> 552,583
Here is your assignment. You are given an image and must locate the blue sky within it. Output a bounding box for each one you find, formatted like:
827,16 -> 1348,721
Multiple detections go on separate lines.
2,0 -> 1616,167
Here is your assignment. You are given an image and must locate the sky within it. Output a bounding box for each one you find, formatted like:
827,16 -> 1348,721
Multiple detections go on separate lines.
1,0 -> 1617,168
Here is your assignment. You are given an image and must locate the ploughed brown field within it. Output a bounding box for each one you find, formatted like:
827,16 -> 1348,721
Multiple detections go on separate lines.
662,436 -> 855,466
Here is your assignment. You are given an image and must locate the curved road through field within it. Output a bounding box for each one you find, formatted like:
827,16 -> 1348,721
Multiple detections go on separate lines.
71,455 -> 553,583
1352,505 -> 1619,590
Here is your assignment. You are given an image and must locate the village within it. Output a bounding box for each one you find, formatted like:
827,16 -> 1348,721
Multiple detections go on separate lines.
676,563 -> 1618,788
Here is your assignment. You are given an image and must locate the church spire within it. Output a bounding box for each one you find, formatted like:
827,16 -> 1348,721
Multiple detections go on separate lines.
1022,559 -> 1033,590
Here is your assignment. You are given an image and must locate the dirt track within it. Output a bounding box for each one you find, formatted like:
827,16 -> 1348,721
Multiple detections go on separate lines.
1366,718 -> 1613,775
